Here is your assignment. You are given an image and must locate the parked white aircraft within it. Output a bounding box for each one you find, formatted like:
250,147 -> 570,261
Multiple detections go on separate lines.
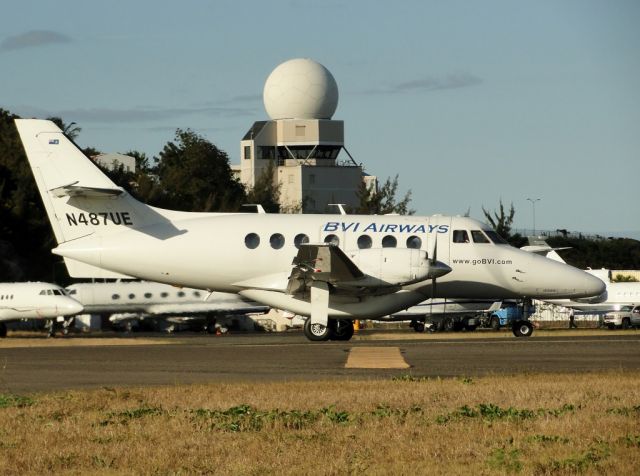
66,280 -> 269,332
15,119 -> 605,341
523,241 -> 640,312
0,282 -> 83,337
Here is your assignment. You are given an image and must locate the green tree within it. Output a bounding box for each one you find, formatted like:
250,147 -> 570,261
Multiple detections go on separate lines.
0,109 -> 61,281
46,116 -> 81,140
482,199 -> 515,238
245,160 -> 281,213
155,129 -> 246,212
355,175 -> 414,215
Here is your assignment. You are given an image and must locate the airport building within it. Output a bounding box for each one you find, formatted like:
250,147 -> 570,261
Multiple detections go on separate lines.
233,58 -> 375,213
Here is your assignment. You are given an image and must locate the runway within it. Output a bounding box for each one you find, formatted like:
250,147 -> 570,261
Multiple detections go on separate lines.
1,330 -> 639,392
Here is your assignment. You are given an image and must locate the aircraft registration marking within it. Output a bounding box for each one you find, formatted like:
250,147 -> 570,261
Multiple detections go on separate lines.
65,212 -> 133,226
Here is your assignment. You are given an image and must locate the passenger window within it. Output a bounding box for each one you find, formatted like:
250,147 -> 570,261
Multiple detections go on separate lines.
112,294 -> 120,300
324,234 -> 340,246
160,292 -> 169,298
453,230 -> 470,243
128,294 -> 135,299
177,291 -> 186,298
294,233 -> 309,249
382,235 -> 397,248
244,233 -> 260,249
144,293 -> 152,298
270,233 -> 285,249
471,230 -> 490,243
406,235 -> 422,249
357,235 -> 372,249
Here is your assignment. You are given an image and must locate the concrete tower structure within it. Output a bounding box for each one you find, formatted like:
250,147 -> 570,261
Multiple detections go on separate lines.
236,58 -> 368,213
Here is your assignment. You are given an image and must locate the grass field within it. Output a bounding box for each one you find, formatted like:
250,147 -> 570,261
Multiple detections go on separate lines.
1,371 -> 639,474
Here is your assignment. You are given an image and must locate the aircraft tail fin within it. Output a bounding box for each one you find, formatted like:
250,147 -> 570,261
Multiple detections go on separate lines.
14,119 -> 187,250
520,237 -> 569,264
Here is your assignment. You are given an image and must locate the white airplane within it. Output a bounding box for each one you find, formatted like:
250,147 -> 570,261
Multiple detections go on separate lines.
66,280 -> 269,332
522,241 -> 640,312
0,282 -> 84,337
384,298 -> 501,332
15,119 -> 605,341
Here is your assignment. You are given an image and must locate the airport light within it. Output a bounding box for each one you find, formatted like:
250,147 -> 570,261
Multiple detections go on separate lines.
526,198 -> 541,236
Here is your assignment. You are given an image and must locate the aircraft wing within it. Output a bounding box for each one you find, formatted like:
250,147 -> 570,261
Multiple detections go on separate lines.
144,302 -> 269,316
286,244 -> 367,296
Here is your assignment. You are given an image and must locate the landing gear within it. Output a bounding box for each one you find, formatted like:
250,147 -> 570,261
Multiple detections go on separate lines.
0,322 -> 6,338
512,320 -> 534,338
303,318 -> 355,341
330,319 -> 354,341
490,317 -> 501,331
411,320 -> 425,333
45,319 -> 56,338
303,318 -> 331,341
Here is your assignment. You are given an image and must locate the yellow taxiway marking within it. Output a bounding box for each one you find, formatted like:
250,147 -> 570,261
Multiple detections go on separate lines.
345,346 -> 410,369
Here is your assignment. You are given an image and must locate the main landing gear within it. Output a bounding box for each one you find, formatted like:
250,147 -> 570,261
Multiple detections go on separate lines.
0,322 -> 7,338
303,318 -> 354,342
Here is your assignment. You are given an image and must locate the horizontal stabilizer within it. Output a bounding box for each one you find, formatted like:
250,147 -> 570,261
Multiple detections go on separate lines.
63,257 -> 133,279
50,182 -> 123,198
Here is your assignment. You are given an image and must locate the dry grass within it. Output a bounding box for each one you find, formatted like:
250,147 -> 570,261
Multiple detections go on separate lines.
0,372 -> 639,475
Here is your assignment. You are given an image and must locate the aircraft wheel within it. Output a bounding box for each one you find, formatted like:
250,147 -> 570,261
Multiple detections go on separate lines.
622,318 -> 630,330
607,324 -> 615,330
330,319 -> 354,341
490,317 -> 501,331
0,323 -> 6,338
412,321 -> 425,333
304,318 -> 331,341
465,324 -> 477,332
512,320 -> 534,338
61,327 -> 70,336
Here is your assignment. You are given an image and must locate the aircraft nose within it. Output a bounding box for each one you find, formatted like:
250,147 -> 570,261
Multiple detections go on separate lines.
580,272 -> 606,299
66,299 -> 84,314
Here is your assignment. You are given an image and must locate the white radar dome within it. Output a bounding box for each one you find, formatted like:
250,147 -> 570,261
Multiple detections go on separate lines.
263,58 -> 338,120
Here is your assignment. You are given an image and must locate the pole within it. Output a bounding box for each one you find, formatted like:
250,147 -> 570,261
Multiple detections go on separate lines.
526,198 -> 541,236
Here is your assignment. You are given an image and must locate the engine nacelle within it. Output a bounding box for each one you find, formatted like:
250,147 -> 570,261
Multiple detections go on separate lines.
345,248 -> 431,286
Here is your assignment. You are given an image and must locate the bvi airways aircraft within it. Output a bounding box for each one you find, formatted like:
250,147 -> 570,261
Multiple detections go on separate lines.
0,282 -> 83,337
15,119 -> 604,341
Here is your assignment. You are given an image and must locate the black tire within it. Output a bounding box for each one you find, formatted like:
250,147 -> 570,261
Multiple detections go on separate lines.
490,317 -> 501,331
329,319 -> 354,341
413,321 -> 425,333
443,318 -> 455,332
512,320 -> 534,338
303,318 -> 331,341
607,324 -> 615,330
622,318 -> 631,330
452,321 -> 464,332
0,322 -> 6,338
465,324 -> 477,332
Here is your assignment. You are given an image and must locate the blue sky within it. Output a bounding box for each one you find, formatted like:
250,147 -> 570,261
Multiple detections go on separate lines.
2,0 -> 638,236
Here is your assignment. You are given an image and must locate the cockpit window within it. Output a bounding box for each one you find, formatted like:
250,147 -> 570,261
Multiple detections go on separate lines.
453,230 -> 470,243
471,230 -> 490,243
53,289 -> 63,295
68,289 -> 77,295
484,230 -> 509,245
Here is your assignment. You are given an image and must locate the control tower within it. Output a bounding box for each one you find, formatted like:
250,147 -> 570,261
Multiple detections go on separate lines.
237,58 -> 368,213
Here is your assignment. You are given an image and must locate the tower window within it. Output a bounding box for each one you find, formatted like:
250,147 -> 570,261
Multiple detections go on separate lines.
295,125 -> 305,137
244,145 -> 251,160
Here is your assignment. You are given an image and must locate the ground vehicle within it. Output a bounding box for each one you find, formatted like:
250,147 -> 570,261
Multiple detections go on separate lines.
476,301 -> 536,337
603,305 -> 640,329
